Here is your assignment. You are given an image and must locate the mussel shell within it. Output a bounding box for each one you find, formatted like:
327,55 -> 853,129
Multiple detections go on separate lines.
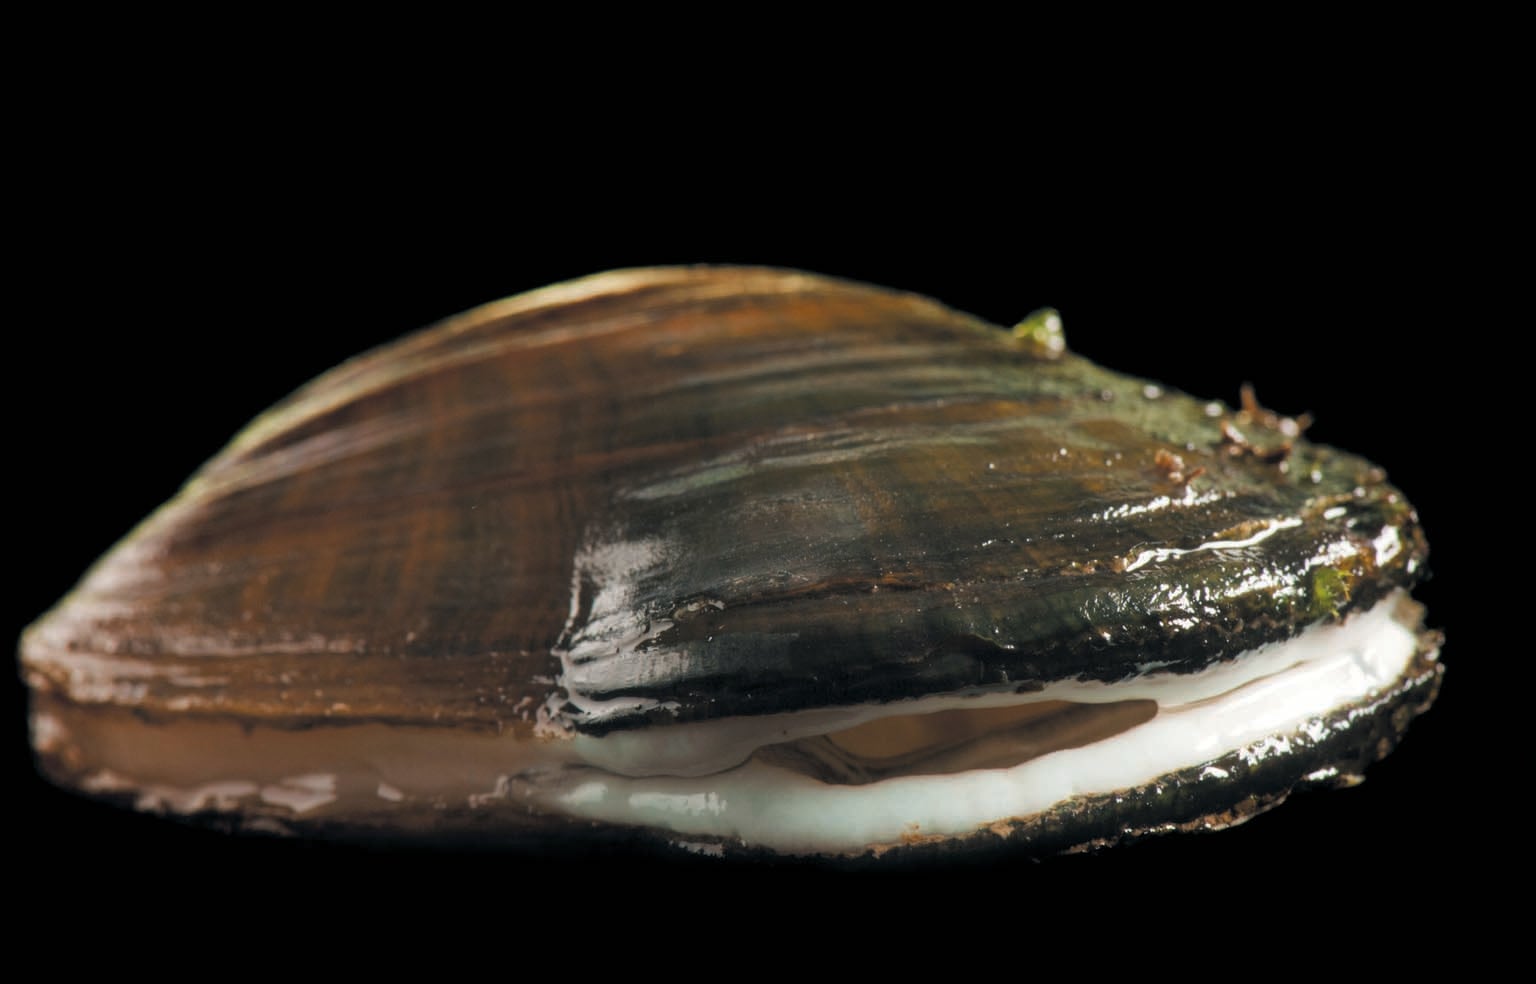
21,267 -> 1427,743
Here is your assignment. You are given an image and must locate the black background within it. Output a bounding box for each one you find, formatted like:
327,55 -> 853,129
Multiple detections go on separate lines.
8,91 -> 1496,943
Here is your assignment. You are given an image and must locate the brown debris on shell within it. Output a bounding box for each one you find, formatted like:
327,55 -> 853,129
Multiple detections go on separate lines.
1216,383 -> 1315,464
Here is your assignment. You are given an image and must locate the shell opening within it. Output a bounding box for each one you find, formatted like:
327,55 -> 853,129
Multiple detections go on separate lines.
31,592 -> 1428,856
753,700 -> 1159,785
542,593 -> 1426,853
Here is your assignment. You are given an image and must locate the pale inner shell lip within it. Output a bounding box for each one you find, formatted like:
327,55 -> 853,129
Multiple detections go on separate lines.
32,592 -> 1422,855
545,592 -> 1422,852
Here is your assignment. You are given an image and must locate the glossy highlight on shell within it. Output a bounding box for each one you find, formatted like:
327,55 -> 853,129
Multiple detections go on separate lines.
19,267 -> 1442,860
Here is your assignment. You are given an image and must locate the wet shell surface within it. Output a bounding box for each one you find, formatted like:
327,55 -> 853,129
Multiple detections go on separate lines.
20,266 -> 1441,860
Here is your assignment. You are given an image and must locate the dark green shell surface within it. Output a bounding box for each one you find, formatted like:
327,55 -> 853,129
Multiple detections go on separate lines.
21,267 -> 1426,737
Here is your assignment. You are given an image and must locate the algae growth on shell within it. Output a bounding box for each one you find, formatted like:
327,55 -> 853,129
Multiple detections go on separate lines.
18,267 -> 1442,859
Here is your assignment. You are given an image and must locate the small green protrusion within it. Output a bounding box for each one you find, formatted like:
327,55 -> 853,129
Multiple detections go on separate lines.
1012,307 -> 1066,359
1308,565 -> 1352,620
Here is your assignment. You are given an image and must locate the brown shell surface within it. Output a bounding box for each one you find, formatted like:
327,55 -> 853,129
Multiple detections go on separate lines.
20,267 -> 1427,737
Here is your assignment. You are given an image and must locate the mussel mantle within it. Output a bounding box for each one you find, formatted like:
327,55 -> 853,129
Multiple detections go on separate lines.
20,267 -> 1441,859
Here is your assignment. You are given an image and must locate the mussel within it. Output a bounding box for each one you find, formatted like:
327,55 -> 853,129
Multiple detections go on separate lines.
19,267 -> 1441,860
